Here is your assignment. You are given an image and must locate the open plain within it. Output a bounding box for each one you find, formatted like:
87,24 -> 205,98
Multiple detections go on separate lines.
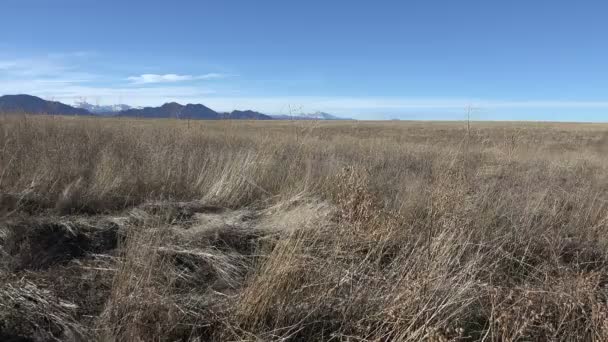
2,115 -> 608,341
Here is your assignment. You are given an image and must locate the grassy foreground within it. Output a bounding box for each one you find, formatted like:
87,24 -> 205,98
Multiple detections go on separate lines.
2,115 -> 608,341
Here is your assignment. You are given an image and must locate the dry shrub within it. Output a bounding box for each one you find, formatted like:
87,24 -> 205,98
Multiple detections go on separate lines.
1,217 -> 119,271
97,203 -> 265,341
96,224 -> 184,341
0,279 -> 86,341
483,271 -> 608,341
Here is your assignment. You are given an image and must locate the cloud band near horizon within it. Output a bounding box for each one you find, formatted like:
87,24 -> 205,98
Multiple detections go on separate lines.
2,53 -> 608,120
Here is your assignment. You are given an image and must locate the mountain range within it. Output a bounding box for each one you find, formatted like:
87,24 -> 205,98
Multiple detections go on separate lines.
0,94 -> 351,120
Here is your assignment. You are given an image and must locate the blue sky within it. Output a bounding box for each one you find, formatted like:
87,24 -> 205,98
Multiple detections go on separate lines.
1,0 -> 608,120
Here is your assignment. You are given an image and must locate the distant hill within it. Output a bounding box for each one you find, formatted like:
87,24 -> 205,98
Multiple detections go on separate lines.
0,94 -> 90,115
272,111 -> 351,120
303,111 -> 351,120
224,110 -> 272,120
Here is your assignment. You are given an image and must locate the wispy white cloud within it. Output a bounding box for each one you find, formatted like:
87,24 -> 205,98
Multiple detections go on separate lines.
0,53 -> 98,81
127,74 -> 195,84
126,73 -> 232,84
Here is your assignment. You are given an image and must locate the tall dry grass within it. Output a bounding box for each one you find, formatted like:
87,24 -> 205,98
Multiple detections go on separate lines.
2,114 -> 608,341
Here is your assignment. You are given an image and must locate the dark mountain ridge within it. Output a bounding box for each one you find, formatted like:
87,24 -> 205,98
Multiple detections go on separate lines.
118,102 -> 219,119
0,94 -> 90,115
224,110 -> 273,120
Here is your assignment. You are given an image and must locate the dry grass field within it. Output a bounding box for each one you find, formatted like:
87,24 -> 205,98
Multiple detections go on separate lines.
2,115 -> 608,341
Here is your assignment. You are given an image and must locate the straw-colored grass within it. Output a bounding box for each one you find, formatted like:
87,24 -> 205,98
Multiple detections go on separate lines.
2,114 -> 608,341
